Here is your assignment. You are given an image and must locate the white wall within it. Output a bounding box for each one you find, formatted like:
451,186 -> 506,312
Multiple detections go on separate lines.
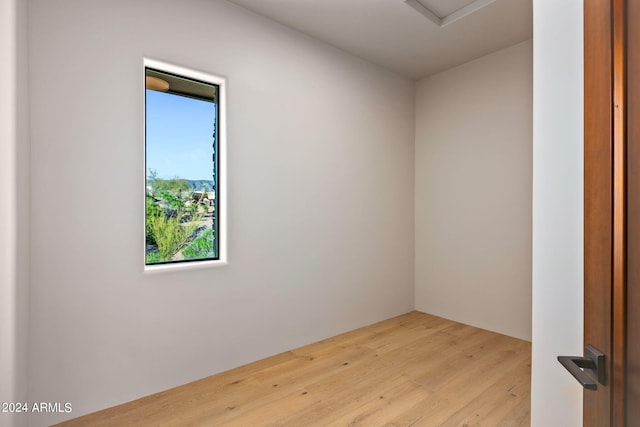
0,0 -> 30,426
531,0 -> 584,425
26,0 -> 415,424
414,40 -> 533,341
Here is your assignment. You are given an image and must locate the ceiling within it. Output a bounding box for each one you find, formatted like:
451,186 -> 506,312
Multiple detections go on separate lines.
226,0 -> 532,80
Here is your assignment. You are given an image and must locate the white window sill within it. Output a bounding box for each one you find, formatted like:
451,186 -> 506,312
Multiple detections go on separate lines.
144,259 -> 228,274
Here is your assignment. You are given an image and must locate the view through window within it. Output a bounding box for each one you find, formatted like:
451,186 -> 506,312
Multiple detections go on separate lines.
145,67 -> 220,265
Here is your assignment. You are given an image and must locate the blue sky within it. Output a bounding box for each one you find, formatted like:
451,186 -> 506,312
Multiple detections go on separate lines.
146,89 -> 216,181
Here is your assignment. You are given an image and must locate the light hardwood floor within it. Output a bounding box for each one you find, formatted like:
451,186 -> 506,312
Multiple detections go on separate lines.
55,311 -> 531,426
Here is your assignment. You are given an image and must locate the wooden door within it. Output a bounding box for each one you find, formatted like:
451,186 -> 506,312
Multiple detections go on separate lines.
584,0 -> 613,424
583,0 -> 638,425
626,1 -> 640,424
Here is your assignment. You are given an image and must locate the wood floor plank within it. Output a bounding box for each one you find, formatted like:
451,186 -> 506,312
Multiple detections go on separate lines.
438,357 -> 531,426
55,311 -> 531,427
387,340 -> 530,426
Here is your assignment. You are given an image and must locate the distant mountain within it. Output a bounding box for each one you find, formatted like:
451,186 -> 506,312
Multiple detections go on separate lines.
147,178 -> 214,193
186,180 -> 214,191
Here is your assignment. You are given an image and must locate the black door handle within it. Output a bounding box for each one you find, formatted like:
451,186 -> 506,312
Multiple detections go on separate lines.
557,344 -> 606,391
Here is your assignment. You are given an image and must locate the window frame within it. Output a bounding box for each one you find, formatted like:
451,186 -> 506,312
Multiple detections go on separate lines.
143,58 -> 227,272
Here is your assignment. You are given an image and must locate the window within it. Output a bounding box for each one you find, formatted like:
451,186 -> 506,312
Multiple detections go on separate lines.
144,59 -> 226,269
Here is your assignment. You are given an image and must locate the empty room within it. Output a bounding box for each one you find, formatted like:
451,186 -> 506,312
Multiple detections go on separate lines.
5,0 -> 633,426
